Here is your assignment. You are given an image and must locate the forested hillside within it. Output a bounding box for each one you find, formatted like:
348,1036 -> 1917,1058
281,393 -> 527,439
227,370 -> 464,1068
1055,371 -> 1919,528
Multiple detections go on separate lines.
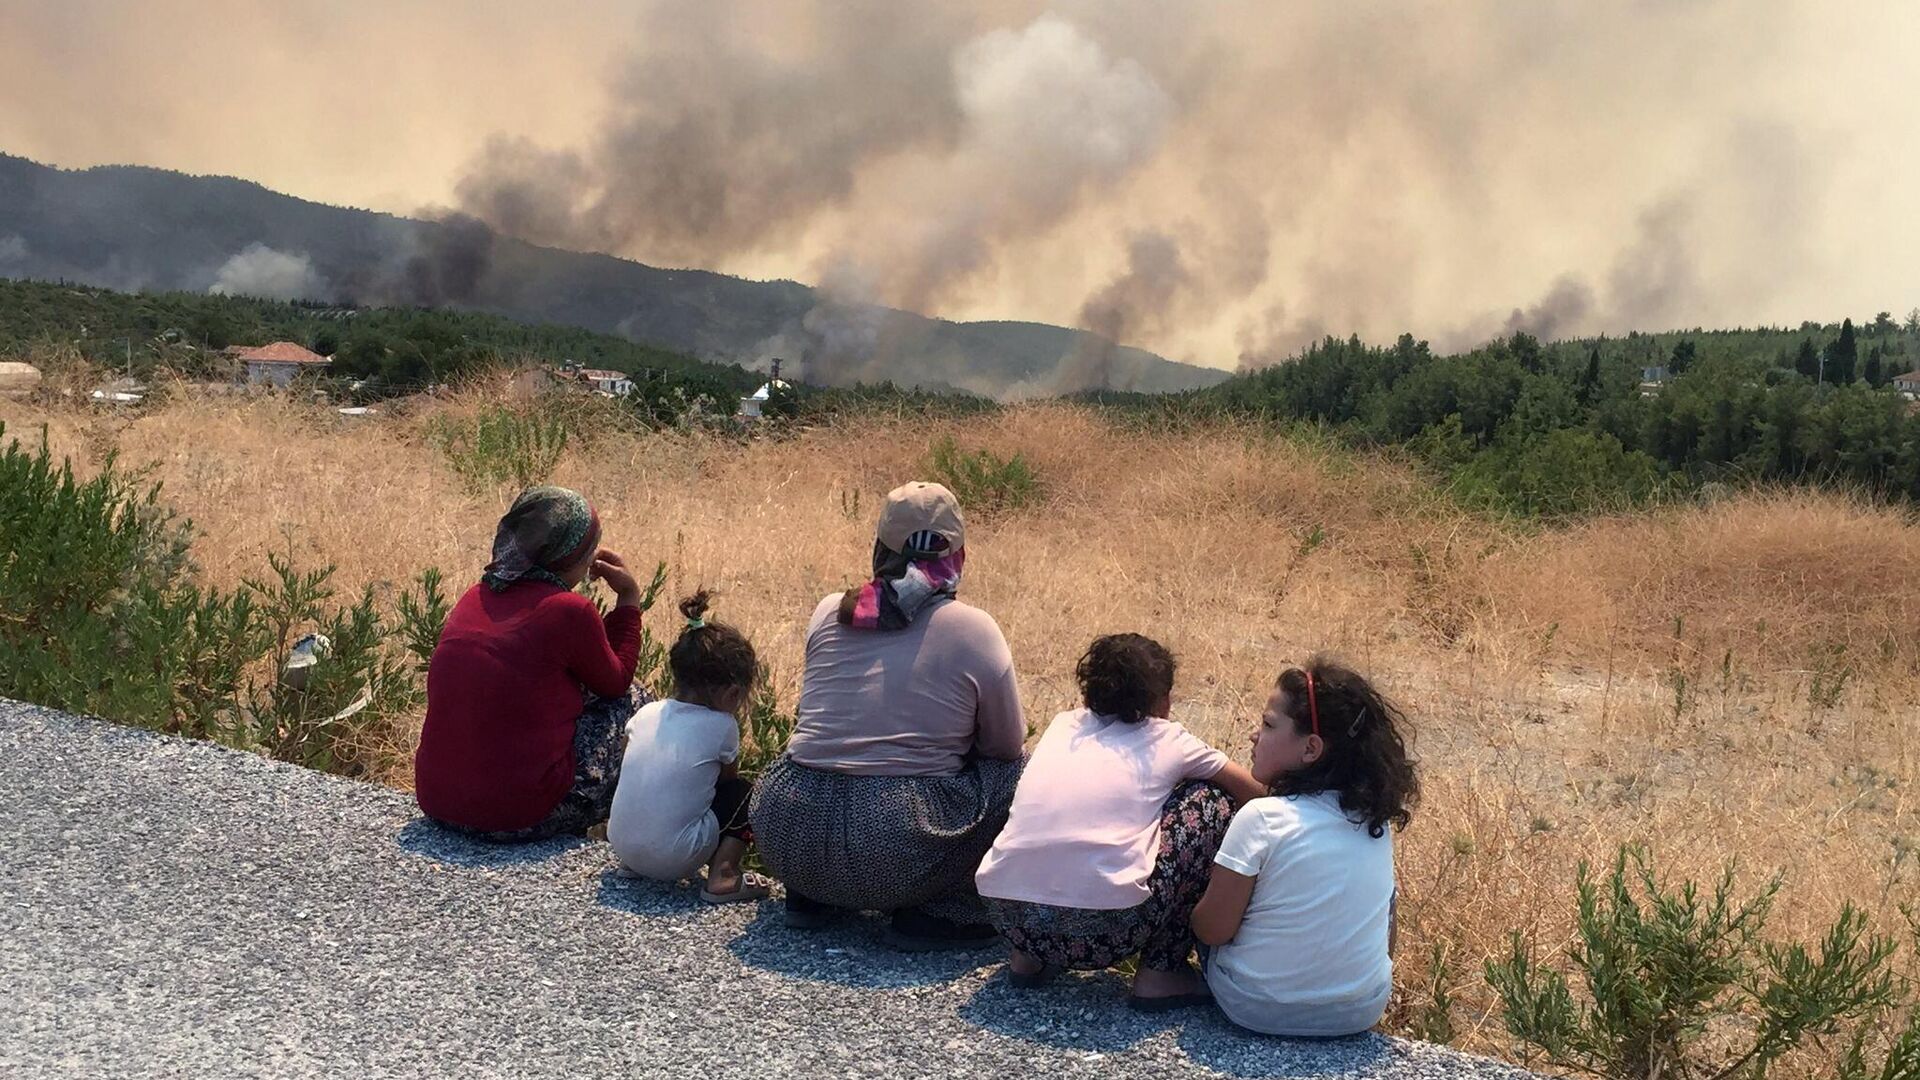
0,154 -> 1226,398
1177,316 -> 1920,515
0,277 -> 756,392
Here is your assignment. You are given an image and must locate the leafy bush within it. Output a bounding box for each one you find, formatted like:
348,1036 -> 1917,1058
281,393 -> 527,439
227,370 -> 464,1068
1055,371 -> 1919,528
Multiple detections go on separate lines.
394,567 -> 452,675
739,664 -> 797,776
1453,429 -> 1666,519
926,435 -> 1043,512
428,404 -> 569,491
625,367 -> 741,429
244,552 -> 422,776
0,427 -> 446,773
0,423 -> 206,722
1487,845 -> 1903,1079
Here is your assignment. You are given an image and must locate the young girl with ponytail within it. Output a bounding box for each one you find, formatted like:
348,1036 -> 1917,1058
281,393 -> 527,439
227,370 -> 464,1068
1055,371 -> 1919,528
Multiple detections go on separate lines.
607,590 -> 772,903
1190,659 -> 1419,1037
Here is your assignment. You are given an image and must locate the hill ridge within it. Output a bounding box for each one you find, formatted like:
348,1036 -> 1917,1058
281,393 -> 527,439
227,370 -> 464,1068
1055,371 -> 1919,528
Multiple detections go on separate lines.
0,153 -> 1228,399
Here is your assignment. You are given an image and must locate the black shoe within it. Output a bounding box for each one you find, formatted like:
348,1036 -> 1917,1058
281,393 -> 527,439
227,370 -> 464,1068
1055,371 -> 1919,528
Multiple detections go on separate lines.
784,891 -> 840,930
884,909 -> 999,952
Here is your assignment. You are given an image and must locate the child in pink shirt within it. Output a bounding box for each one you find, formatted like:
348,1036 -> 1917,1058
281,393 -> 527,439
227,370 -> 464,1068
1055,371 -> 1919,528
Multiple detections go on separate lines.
975,634 -> 1265,1009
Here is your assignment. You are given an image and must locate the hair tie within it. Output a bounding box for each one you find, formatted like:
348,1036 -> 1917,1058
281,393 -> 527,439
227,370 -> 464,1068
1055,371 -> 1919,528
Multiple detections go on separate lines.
1304,670 -> 1321,738
685,617 -> 706,630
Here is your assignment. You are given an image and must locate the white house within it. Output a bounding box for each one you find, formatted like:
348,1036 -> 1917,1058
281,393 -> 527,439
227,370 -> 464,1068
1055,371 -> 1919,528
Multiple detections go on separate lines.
0,361 -> 41,398
237,342 -> 331,387
1893,370 -> 1920,398
578,368 -> 634,397
739,379 -> 791,419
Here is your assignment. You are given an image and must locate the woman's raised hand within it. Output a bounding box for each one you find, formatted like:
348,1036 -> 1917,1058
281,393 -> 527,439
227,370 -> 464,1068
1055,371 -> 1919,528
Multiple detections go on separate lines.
590,548 -> 641,604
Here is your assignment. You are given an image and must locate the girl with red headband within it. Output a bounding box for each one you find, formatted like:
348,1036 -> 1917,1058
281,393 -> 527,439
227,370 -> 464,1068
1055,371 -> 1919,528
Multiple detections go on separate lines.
1190,658 -> 1420,1037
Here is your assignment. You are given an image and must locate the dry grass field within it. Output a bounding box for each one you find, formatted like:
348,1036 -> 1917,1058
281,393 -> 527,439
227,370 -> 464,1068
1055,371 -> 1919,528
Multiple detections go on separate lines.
7,380 -> 1920,1065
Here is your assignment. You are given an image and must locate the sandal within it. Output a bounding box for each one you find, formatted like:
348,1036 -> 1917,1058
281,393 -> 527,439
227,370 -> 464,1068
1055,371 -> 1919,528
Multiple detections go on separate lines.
700,871 -> 774,904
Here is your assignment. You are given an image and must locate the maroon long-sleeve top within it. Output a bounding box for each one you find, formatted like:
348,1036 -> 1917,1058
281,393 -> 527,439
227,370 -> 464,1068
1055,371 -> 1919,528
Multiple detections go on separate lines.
415,582 -> 642,833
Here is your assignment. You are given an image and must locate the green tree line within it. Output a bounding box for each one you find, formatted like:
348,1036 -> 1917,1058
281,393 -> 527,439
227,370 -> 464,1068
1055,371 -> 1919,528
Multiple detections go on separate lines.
0,277 -> 755,393
1161,312 -> 1920,517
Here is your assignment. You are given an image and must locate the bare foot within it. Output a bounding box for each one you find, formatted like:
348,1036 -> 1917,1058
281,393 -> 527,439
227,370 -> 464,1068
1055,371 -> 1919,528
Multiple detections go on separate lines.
1008,947 -> 1045,977
1131,964 -> 1209,1000
705,867 -> 743,894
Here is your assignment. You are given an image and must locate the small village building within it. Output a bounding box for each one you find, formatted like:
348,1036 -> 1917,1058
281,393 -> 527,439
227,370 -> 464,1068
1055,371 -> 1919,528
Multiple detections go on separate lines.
578,368 -> 634,396
739,358 -> 791,419
1892,370 -> 1920,398
0,360 -> 42,397
738,380 -> 790,419
237,341 -> 332,387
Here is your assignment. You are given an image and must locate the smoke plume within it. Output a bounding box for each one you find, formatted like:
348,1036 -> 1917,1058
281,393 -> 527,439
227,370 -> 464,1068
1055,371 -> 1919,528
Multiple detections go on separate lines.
2,1 -> 1916,370
207,243 -> 327,302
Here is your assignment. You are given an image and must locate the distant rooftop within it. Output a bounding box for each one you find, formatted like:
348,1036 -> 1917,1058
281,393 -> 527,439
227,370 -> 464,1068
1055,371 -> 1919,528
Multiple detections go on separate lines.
234,341 -> 329,365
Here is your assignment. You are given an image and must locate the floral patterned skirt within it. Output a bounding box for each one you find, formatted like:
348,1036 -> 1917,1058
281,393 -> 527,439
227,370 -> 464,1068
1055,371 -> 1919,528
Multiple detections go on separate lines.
987,780 -> 1233,971
749,753 -> 1023,921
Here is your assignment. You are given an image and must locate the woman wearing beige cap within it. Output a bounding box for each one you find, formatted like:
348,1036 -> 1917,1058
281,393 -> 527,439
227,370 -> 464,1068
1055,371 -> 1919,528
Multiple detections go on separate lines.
749,481 -> 1026,950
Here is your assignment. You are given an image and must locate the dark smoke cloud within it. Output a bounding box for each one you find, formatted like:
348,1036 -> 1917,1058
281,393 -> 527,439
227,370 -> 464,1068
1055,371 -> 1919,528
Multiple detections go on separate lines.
332,213 -> 497,309
454,2 -> 969,267
1503,276 -> 1597,341
4,1 -> 1916,371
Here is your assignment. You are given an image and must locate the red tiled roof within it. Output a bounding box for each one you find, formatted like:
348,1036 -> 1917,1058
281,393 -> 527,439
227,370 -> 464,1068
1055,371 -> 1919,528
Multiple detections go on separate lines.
235,341 -> 330,365
1893,370 -> 1920,383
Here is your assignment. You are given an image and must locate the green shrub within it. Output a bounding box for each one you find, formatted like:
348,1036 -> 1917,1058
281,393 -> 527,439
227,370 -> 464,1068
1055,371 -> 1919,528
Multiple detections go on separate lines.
0,424 -> 213,721
739,663 -> 796,776
244,552 -> 421,776
429,404 -> 569,491
926,435 -> 1042,512
1452,428 -> 1665,519
1487,845 -> 1902,1079
394,567 -> 452,675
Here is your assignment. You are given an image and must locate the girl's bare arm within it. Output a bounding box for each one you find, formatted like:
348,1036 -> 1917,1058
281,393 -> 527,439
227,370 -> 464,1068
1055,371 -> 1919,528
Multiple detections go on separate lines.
1191,864 -> 1256,946
1210,761 -> 1268,805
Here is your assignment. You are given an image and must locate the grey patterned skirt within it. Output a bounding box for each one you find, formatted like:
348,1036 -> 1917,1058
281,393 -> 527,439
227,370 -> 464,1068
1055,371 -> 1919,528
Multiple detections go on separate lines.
749,753 -> 1023,920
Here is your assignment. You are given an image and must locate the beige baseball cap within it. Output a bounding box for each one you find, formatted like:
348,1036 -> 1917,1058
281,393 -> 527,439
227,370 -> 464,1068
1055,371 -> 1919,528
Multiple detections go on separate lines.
876,481 -> 965,554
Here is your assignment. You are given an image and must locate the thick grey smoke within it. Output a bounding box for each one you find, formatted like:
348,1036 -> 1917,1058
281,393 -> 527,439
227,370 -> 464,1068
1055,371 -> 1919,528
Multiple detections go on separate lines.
3,1 -> 1916,369
207,243 -> 327,302
0,235 -> 27,269
327,214 -> 497,309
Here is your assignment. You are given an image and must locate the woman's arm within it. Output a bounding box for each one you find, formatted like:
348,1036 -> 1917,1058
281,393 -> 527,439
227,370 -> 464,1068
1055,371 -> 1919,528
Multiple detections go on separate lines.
1191,864 -> 1257,947
972,660 -> 1026,760
1210,761 -> 1268,806
968,616 -> 1026,760
557,595 -> 642,698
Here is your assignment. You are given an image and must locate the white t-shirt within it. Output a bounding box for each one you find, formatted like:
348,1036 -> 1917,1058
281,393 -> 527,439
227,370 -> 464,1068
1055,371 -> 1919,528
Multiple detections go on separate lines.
607,700 -> 740,881
975,708 -> 1228,910
1205,793 -> 1395,1037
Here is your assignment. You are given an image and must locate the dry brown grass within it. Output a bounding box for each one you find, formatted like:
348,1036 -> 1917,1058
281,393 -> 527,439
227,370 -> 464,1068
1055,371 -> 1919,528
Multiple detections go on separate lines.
7,384 -> 1919,1065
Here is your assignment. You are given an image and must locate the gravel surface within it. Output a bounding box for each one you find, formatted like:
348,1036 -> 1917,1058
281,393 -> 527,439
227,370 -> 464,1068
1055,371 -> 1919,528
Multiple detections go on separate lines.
0,700 -> 1539,1079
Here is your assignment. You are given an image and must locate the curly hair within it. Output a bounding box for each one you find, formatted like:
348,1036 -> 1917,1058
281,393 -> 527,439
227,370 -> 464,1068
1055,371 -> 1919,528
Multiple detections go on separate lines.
1271,657 -> 1419,838
1075,633 -> 1176,724
669,588 -> 758,695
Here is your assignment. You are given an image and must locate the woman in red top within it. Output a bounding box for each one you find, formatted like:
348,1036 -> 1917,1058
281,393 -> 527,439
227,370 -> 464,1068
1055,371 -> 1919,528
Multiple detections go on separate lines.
415,486 -> 646,841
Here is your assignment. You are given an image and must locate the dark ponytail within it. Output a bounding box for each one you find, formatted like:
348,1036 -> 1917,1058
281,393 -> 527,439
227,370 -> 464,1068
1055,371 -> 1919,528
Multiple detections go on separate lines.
1272,658 -> 1418,838
669,588 -> 757,695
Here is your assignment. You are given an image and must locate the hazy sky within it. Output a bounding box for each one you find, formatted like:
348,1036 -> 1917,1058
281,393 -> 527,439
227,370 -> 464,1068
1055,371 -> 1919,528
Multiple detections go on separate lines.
3,0 -> 1916,368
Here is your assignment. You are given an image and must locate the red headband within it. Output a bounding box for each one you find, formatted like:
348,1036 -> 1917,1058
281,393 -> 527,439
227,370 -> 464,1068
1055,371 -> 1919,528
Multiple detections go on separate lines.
1304,670 -> 1321,738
